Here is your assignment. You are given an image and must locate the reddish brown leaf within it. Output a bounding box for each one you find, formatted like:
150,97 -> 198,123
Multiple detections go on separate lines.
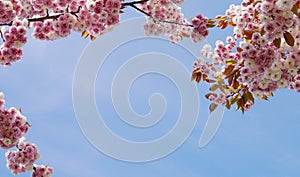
230,93 -> 240,105
273,38 -> 281,48
243,30 -> 253,40
90,35 -> 96,41
229,18 -> 236,26
215,15 -> 226,20
284,32 -> 295,47
217,20 -> 223,27
291,4 -> 298,15
181,32 -> 190,38
228,75 -> 234,86
202,74 -> 208,81
232,78 -> 240,89
205,93 -> 217,99
223,65 -> 235,76
81,30 -> 90,38
191,69 -> 202,83
209,84 -> 219,91
236,97 -> 245,112
206,23 -> 216,28
221,20 -> 229,29
209,103 -> 218,113
261,94 -> 269,100
237,47 -> 243,53
205,79 -> 216,83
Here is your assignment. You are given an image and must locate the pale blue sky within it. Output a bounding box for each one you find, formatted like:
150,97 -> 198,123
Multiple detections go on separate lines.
1,0 -> 300,177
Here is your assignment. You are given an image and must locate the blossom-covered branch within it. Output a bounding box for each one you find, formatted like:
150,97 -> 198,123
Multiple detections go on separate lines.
0,92 -> 53,176
191,0 -> 300,113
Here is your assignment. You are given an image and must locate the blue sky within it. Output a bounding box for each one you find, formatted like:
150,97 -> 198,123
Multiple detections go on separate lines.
1,0 -> 300,177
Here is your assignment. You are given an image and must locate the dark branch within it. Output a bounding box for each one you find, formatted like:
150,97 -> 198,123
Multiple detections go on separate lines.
124,2 -> 193,27
121,0 -> 149,6
0,30 -> 5,43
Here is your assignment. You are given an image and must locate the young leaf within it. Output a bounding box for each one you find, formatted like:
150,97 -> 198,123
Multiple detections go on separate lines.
225,60 -> 237,65
209,103 -> 218,113
205,93 -> 217,99
273,38 -> 281,48
90,35 -> 96,41
81,30 -> 90,38
191,68 -> 202,83
284,32 -> 295,47
223,65 -> 235,76
225,99 -> 231,109
209,84 -> 219,91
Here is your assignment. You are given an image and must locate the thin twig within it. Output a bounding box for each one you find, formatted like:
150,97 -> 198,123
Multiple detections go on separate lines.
130,4 -> 153,19
127,3 -> 193,27
121,0 -> 149,6
0,30 -> 5,43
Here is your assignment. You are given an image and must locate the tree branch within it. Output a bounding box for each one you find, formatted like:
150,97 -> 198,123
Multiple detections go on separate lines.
124,2 -> 193,27
0,30 -> 5,43
121,0 -> 150,6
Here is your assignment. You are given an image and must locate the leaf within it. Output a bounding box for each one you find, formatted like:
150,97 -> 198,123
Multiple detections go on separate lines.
291,4 -> 298,15
223,65 -> 235,76
215,15 -> 227,20
229,18 -> 236,26
81,30 -> 90,38
232,78 -> 240,89
273,38 -> 281,48
209,84 -> 219,91
206,23 -> 216,28
237,47 -> 243,53
284,32 -> 295,47
90,35 -> 96,41
225,99 -> 231,109
230,93 -> 240,105
261,94 -> 270,100
260,27 -> 266,36
191,68 -> 202,83
228,75 -> 234,86
207,19 -> 216,24
217,20 -> 224,27
221,20 -> 228,29
181,32 -> 190,38
244,91 -> 255,103
205,79 -> 216,83
225,60 -> 237,65
209,103 -> 218,113
267,92 -> 274,97
202,74 -> 208,81
236,97 -> 245,113
205,93 -> 217,99
243,30 -> 253,40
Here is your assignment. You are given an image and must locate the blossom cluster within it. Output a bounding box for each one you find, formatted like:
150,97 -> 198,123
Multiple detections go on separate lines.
140,0 -> 192,43
32,165 -> 54,177
192,0 -> 299,112
0,0 -> 123,66
0,92 -> 53,176
190,14 -> 209,43
0,20 -> 27,66
6,139 -> 40,174
0,102 -> 29,149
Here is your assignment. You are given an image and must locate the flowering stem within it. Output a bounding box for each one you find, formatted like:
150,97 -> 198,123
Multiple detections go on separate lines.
123,1 -> 193,27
